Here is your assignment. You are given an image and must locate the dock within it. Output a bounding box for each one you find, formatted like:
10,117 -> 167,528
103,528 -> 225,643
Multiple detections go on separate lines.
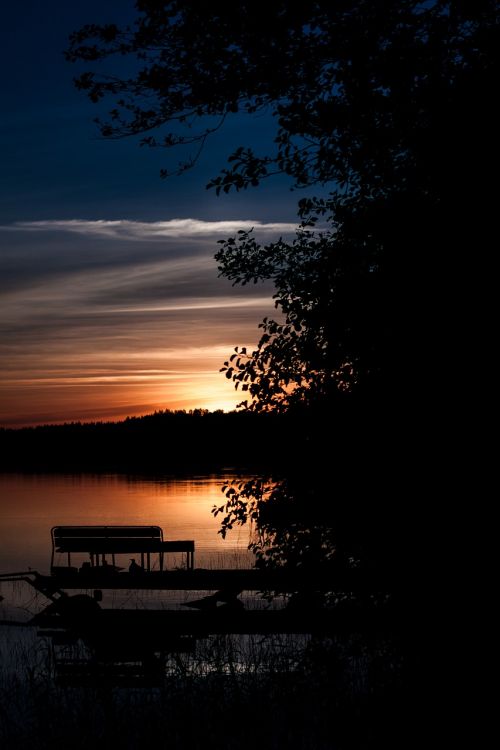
0,524 -> 399,686
31,566 -> 381,592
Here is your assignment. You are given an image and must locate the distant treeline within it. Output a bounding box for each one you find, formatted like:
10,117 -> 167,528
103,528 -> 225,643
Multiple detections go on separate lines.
0,409 -> 302,472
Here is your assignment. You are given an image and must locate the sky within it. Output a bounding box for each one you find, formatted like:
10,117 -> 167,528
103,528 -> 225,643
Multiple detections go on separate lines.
0,1 -> 300,426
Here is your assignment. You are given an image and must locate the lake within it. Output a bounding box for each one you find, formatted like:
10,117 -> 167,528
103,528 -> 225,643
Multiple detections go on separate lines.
0,473 -> 254,574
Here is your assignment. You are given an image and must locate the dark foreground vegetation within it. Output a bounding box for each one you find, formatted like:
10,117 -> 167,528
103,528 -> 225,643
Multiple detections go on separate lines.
0,629 -> 407,750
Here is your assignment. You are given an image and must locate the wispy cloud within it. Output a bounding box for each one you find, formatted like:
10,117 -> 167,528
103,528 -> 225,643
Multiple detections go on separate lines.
8,218 -> 297,240
103,297 -> 273,315
0,218 -> 284,424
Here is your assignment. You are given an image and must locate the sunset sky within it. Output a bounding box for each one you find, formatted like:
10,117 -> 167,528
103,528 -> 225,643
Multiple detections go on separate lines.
0,1 -> 299,426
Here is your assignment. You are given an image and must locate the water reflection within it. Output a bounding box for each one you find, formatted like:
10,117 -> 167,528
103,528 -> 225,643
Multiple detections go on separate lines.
0,473 -> 253,573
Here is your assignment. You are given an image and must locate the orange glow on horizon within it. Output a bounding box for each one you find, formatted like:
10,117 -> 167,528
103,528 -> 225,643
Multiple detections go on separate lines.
0,223 -> 281,428
0,356 -> 246,427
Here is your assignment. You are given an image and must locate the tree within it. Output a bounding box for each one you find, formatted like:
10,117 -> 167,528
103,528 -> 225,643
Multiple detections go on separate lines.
67,0 -> 498,407
67,1 -> 498,575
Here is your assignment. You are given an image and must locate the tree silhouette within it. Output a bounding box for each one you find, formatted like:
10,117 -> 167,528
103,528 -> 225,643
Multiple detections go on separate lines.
67,1 -> 498,575
67,1 -> 497,408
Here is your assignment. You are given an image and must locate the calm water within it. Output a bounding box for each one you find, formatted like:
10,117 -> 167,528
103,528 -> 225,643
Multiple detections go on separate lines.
0,473 -> 254,574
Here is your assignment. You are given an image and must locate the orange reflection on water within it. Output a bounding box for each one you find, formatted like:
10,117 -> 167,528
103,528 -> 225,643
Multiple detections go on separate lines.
0,473 -> 253,574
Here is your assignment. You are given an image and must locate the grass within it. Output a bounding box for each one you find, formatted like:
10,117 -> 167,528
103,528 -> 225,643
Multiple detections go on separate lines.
0,572 -> 407,749
0,620 -> 406,750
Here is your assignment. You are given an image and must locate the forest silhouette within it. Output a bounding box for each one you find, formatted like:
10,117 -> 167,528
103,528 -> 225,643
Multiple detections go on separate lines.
0,409 -> 293,472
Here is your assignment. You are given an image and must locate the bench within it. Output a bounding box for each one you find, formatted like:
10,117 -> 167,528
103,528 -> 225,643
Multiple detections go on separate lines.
51,525 -> 195,572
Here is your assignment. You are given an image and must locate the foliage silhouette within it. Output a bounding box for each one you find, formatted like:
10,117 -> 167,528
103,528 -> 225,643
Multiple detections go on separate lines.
66,2 -> 498,576
67,1 -> 497,407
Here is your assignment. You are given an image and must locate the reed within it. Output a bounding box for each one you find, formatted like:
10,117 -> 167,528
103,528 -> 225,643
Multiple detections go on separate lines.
0,622 -> 405,749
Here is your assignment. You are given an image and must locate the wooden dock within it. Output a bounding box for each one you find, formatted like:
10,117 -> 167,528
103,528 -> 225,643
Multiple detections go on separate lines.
33,566 -> 386,593
0,522 -> 402,687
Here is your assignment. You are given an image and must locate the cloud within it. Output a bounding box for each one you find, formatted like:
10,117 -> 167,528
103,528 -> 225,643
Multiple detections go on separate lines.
0,217 -> 286,425
8,218 -> 297,240
0,220 -> 276,299
106,297 -> 273,314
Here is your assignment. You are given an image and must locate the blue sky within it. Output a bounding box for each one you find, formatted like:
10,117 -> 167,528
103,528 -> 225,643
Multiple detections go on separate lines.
0,0 -> 298,224
0,1 -> 301,425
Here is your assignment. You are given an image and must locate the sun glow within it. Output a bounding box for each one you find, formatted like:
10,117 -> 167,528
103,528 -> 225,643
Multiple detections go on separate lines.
0,358 -> 245,426
0,220 -> 280,427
